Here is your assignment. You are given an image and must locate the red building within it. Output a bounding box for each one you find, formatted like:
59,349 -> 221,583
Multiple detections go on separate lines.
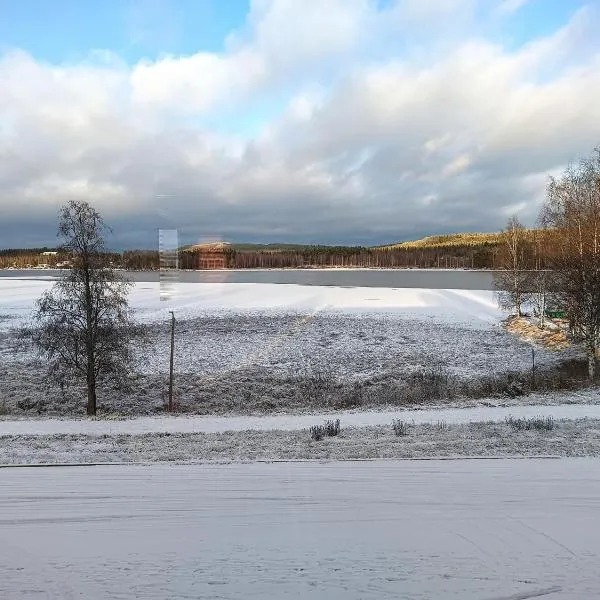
186,242 -> 229,270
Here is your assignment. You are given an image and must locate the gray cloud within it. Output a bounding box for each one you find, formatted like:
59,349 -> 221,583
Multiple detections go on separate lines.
1,1 -> 599,249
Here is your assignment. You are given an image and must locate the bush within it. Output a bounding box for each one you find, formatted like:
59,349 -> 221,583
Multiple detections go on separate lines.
325,419 -> 341,436
309,425 -> 325,440
392,419 -> 410,436
309,419 -> 341,441
505,415 -> 555,431
298,366 -> 336,405
334,382 -> 365,409
16,397 -> 38,412
403,365 -> 458,402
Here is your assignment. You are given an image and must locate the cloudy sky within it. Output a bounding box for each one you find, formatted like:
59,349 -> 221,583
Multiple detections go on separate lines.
1,0 -> 599,249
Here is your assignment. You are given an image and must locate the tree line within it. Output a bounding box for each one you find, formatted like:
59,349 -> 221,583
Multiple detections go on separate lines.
495,146 -> 600,379
1,244 -> 506,270
219,245 -> 499,269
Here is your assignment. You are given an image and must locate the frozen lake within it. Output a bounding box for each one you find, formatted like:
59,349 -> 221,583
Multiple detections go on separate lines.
0,268 -> 497,289
1,459 -> 598,599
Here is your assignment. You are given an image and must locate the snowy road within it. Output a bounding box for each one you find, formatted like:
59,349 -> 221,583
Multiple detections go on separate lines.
2,401 -> 600,436
1,459 -> 599,599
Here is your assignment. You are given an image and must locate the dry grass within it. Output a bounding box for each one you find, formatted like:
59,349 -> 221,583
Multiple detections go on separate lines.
183,241 -> 232,252
379,232 -> 503,249
504,316 -> 570,350
380,229 -> 541,250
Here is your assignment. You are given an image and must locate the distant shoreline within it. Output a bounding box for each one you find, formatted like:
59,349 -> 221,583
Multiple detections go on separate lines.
0,266 -> 489,272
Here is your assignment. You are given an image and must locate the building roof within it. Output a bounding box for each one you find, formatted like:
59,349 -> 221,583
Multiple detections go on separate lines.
185,242 -> 231,252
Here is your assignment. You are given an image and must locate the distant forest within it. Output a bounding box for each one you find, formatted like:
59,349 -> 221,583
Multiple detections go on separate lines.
0,237 -> 510,270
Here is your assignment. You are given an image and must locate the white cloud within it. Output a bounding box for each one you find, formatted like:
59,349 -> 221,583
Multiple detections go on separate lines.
246,0 -> 372,68
496,0 -> 530,15
393,0 -> 478,22
442,155 -> 472,178
130,49 -> 265,114
0,0 -> 599,247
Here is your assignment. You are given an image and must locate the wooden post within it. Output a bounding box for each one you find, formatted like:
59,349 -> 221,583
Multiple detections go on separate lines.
531,346 -> 536,391
169,311 -> 175,412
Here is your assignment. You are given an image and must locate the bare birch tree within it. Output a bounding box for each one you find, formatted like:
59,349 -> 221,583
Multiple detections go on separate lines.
27,201 -> 140,415
494,215 -> 531,317
528,228 -> 553,328
542,147 -> 600,379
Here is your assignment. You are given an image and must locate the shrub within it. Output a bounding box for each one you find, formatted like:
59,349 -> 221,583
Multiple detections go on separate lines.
325,419 -> 341,436
392,419 -> 410,436
334,382 -> 365,409
298,366 -> 336,405
309,425 -> 325,440
309,419 -> 341,441
403,365 -> 458,402
505,415 -> 555,431
16,397 -> 38,412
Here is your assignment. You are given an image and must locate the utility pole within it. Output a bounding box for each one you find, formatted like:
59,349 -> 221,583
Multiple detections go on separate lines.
531,346 -> 536,391
168,311 -> 176,412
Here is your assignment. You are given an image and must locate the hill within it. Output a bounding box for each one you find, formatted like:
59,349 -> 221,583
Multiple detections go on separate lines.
377,232 -> 504,250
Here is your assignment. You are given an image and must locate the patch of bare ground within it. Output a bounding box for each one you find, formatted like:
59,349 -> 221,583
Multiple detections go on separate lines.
504,316 -> 570,350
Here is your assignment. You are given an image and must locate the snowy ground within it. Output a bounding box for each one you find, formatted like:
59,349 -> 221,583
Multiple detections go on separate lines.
3,416 -> 600,465
3,279 -> 597,599
0,279 -> 501,327
2,401 -> 600,436
0,279 -> 585,416
2,459 -> 600,599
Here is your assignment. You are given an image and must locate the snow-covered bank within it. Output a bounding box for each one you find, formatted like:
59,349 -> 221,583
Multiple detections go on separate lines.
2,418 -> 600,465
2,402 -> 600,436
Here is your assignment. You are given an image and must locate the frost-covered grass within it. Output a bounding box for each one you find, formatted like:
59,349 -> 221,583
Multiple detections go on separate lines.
3,402 -> 600,435
506,415 -> 555,431
0,280 -> 590,416
2,418 -> 600,465
392,419 -> 410,436
309,419 -> 341,440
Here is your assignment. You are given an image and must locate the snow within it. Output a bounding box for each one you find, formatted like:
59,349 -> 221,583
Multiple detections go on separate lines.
0,279 -> 500,327
0,278 -> 585,418
2,459 -> 600,599
2,403 -> 600,436
2,276 -> 597,596
132,283 -> 500,325
3,417 -> 600,465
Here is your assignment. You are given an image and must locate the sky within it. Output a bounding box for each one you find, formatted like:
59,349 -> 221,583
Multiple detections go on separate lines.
0,0 -> 599,249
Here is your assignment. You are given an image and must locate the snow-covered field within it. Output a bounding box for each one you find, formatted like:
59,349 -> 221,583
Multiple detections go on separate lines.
2,459 -> 600,599
0,279 -> 584,416
2,279 -> 597,599
1,278 -> 500,327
